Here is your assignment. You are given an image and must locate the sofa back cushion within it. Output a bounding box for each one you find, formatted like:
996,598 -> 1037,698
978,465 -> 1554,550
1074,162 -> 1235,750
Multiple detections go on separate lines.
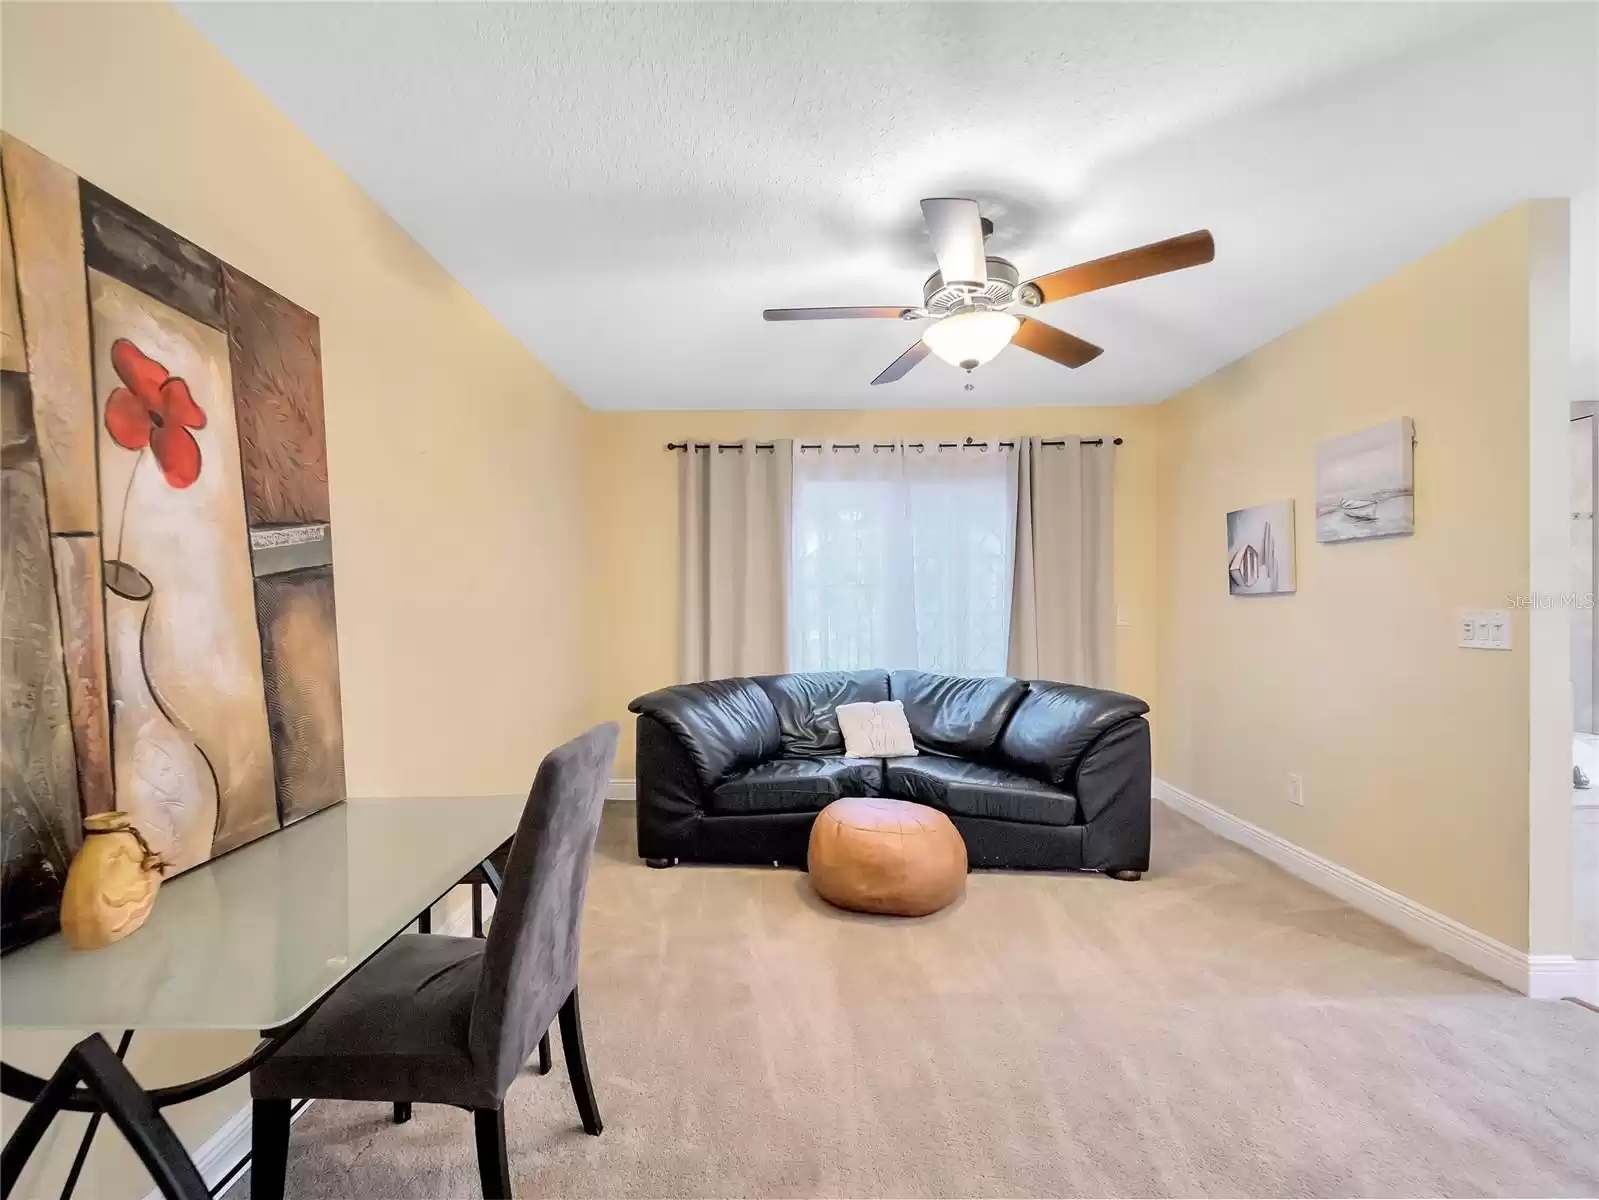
753,670 -> 890,758
628,679 -> 781,787
997,681 -> 1150,788
888,671 -> 1028,758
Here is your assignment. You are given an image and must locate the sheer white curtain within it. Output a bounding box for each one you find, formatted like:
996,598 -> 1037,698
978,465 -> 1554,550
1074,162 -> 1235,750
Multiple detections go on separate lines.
789,441 -> 1016,674
1008,437 -> 1115,686
679,440 -> 793,682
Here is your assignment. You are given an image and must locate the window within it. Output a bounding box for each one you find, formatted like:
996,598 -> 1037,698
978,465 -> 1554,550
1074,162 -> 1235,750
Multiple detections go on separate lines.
788,443 -> 1015,675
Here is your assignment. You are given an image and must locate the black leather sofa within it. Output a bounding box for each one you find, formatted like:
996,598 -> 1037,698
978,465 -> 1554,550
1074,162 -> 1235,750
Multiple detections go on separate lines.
628,670 -> 1151,878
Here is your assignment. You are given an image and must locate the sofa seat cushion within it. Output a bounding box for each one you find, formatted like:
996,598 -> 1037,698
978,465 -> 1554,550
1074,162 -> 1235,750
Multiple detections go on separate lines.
711,757 -> 884,816
885,756 -> 1078,827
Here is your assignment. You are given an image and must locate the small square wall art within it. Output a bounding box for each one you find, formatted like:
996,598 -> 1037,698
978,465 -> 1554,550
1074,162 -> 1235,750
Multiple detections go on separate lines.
1227,500 -> 1296,596
1316,417 -> 1416,543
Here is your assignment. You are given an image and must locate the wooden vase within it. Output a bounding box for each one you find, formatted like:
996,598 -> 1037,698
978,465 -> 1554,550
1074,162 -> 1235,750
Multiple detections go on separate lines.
60,811 -> 166,950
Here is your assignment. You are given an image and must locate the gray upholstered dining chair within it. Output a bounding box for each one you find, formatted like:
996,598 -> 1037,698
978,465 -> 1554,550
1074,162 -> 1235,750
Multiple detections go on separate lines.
249,723 -> 620,1200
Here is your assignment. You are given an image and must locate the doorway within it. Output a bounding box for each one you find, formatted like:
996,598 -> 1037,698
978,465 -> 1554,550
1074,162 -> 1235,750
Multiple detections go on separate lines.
1572,406 -> 1598,960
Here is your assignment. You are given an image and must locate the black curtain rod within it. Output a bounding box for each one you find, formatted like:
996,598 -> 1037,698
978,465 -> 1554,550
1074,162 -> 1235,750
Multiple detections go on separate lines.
666,437 -> 1121,451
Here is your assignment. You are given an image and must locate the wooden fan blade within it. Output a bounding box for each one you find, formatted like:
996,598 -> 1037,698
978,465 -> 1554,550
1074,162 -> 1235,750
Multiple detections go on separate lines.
1011,317 -> 1103,369
871,338 -> 931,385
921,198 -> 988,287
1025,230 -> 1214,304
764,306 -> 916,321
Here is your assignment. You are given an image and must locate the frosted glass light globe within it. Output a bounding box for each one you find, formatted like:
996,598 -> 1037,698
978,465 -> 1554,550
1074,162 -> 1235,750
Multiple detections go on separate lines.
920,310 -> 1021,370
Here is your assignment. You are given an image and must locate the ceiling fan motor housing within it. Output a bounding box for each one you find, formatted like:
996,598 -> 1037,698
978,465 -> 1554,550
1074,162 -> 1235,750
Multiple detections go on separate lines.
922,257 -> 1022,317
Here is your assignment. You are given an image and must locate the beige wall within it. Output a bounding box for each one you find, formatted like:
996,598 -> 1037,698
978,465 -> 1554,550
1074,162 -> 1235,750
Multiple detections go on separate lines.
1155,207 -> 1536,951
1,3 -> 589,1195
584,406 -> 1161,775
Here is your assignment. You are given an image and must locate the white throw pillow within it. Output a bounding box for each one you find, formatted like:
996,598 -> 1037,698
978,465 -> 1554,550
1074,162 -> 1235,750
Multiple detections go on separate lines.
835,700 -> 918,759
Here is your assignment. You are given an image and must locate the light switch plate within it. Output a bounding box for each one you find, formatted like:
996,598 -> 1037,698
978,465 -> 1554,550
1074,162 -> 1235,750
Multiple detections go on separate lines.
1286,773 -> 1304,807
1458,608 -> 1512,650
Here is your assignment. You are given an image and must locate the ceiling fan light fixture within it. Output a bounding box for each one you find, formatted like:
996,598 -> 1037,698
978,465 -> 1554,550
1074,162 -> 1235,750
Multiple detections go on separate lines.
921,310 -> 1020,370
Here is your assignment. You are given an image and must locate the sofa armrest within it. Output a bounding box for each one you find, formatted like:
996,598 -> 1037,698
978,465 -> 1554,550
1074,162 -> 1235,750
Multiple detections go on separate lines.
997,681 -> 1150,788
634,714 -> 707,860
1074,717 -> 1151,873
629,678 -> 781,788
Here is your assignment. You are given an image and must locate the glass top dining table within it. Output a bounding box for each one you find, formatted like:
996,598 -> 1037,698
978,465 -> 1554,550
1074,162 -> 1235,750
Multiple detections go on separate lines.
0,793 -> 526,1033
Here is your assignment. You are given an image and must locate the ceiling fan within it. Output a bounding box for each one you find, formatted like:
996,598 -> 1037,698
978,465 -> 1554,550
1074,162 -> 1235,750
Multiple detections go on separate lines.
763,198 -> 1214,385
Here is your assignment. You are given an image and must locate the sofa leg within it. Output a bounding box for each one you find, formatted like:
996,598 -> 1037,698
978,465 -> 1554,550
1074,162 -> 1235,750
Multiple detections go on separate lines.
1107,869 -> 1143,882
644,857 -> 676,869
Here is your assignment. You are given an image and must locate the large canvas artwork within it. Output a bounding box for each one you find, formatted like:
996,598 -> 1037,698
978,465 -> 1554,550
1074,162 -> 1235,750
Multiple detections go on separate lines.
0,136 -> 345,951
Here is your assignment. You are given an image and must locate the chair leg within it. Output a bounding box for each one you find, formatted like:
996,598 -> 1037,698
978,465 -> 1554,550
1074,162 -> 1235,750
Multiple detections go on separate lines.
393,1101 -> 412,1124
472,1107 -> 512,1199
472,883 -> 485,938
557,988 -> 603,1136
417,906 -> 431,934
251,1098 -> 291,1200
536,1030 -> 552,1076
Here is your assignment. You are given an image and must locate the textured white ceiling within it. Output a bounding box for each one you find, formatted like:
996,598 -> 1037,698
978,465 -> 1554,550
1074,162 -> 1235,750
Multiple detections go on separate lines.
183,2 -> 1596,411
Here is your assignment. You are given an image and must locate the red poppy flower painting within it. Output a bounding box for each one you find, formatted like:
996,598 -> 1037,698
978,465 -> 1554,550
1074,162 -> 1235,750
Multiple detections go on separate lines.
2,144 -> 347,960
104,338 -> 207,488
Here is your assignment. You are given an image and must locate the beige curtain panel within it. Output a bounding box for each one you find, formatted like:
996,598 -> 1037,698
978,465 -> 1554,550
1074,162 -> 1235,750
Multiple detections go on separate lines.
678,440 -> 793,682
1007,437 -> 1116,687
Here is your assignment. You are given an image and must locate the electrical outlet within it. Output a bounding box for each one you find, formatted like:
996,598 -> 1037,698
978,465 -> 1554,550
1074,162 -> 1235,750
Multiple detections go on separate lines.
1286,773 -> 1305,807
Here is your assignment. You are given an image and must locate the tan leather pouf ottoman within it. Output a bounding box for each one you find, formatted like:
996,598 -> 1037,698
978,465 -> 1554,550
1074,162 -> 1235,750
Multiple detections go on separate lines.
808,797 -> 968,917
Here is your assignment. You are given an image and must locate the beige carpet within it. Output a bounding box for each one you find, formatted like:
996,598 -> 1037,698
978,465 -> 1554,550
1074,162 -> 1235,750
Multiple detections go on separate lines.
242,802 -> 1599,1198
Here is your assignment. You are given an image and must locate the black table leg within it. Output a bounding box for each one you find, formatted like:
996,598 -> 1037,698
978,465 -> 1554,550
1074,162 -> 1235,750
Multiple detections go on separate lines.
59,1030 -> 134,1200
1,1034 -> 207,1200
479,858 -> 503,896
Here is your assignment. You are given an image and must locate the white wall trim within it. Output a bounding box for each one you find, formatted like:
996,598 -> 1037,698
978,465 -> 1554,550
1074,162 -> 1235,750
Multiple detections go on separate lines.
606,777 -> 636,803
1153,778 -> 1542,994
1528,954 -> 1599,1002
151,904 -> 475,1200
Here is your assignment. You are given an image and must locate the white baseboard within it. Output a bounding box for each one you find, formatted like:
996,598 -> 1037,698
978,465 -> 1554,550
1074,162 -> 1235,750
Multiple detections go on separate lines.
1528,954 -> 1599,1002
1152,778 -> 1580,997
606,777 -> 636,803
152,904 -> 475,1200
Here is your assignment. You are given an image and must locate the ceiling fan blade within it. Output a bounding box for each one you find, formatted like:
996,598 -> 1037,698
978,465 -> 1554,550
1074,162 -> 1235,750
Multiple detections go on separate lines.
1011,317 -> 1104,369
763,306 -> 915,321
920,198 -> 988,288
870,338 -> 931,385
1025,230 -> 1214,304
